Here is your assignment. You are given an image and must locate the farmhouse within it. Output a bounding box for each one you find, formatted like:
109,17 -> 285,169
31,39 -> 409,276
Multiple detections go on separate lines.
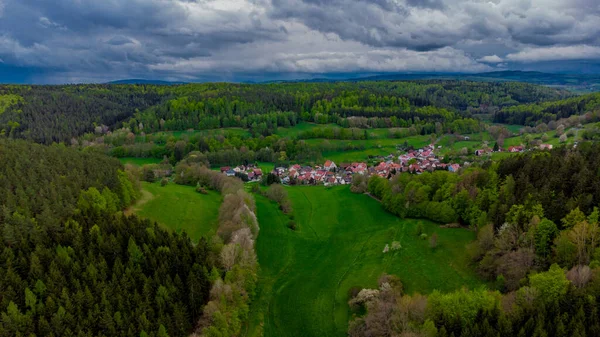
475,148 -> 492,156
508,146 -> 524,152
324,160 -> 337,171
448,164 -> 461,172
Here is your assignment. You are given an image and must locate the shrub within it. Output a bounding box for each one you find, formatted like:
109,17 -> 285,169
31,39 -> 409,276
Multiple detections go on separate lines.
160,177 -> 168,186
420,233 -> 428,240
287,221 -> 297,231
196,186 -> 208,194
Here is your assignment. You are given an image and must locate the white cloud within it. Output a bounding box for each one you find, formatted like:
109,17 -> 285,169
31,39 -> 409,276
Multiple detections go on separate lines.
478,55 -> 504,63
506,45 -> 600,62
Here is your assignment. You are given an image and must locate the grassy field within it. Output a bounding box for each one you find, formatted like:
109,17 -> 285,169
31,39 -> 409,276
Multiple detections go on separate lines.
304,135 -> 432,163
276,122 -> 340,138
119,157 -> 162,166
129,182 -> 221,241
141,128 -> 251,141
245,186 -> 484,337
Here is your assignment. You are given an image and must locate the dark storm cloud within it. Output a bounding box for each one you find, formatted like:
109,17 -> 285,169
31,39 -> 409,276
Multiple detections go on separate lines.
0,0 -> 598,83
269,0 -> 600,51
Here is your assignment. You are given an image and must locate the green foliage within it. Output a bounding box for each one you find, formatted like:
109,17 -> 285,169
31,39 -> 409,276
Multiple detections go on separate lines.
535,219 -> 558,258
0,94 -> 22,115
529,264 -> 570,303
428,288 -> 501,327
562,207 -> 587,229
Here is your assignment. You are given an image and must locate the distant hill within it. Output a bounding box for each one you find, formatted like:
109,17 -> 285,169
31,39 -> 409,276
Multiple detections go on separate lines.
347,71 -> 600,93
107,79 -> 186,85
262,71 -> 600,93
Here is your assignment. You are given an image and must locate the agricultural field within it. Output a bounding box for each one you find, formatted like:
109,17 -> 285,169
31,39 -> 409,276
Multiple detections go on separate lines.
245,186 -> 483,337
128,181 -> 221,241
276,122 -> 341,138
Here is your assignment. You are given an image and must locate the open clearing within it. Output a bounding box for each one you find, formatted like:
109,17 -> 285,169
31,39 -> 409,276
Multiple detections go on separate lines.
131,182 -> 221,241
245,186 -> 483,337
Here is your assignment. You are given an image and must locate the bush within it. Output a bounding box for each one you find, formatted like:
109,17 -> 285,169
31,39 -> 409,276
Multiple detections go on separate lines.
196,186 -> 208,194
160,177 -> 168,186
420,233 -> 428,240
287,221 -> 297,231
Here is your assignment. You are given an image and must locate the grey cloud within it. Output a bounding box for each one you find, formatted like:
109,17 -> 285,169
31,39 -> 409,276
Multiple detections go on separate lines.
0,0 -> 598,83
269,0 -> 600,51
106,36 -> 135,46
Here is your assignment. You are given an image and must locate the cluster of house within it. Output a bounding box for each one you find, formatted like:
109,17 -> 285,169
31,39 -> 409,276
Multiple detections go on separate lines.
274,160 -> 354,185
395,144 -> 460,174
264,145 -> 462,186
220,164 -> 263,181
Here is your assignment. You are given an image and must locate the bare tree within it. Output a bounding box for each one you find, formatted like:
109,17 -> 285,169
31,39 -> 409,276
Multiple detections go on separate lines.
567,265 -> 592,288
220,243 -> 241,271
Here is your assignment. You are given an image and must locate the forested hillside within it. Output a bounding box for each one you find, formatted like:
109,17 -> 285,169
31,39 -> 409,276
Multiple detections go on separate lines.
493,92 -> 600,126
0,81 -> 569,145
0,85 -> 163,144
0,140 -> 215,336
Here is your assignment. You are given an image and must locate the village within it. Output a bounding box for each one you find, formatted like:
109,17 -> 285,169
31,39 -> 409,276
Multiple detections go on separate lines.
218,141 -> 557,186
219,144 -> 470,186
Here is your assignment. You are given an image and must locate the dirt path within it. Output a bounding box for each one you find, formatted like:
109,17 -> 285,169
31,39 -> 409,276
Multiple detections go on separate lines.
124,189 -> 154,216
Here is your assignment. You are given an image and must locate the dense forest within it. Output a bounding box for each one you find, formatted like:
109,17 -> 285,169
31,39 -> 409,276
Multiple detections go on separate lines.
0,140 -> 216,336
0,81 -> 571,146
493,92 -> 600,126
0,85 -> 164,144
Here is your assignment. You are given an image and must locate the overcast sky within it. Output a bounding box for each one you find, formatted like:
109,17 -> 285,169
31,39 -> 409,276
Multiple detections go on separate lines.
1,0 -> 599,83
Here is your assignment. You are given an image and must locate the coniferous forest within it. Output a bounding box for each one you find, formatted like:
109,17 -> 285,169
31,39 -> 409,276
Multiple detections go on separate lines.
0,140 -> 214,336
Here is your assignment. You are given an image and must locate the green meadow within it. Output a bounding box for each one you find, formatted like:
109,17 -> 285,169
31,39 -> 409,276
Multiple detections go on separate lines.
245,186 -> 483,337
129,181 -> 221,241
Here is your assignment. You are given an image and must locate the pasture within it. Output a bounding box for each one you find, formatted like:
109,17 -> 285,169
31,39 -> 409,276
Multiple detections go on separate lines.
129,182 -> 221,241
245,186 -> 483,337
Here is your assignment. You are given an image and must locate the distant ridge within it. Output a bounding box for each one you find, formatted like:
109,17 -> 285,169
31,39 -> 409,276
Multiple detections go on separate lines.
107,79 -> 186,85
263,71 -> 600,93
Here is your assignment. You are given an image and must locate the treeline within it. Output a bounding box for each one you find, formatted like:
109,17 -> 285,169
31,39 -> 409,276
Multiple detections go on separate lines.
367,143 -> 600,228
123,81 -> 536,136
1,81 -> 567,145
0,85 -> 164,144
349,266 -> 600,337
0,140 -> 217,336
168,159 -> 260,337
493,92 -> 600,126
